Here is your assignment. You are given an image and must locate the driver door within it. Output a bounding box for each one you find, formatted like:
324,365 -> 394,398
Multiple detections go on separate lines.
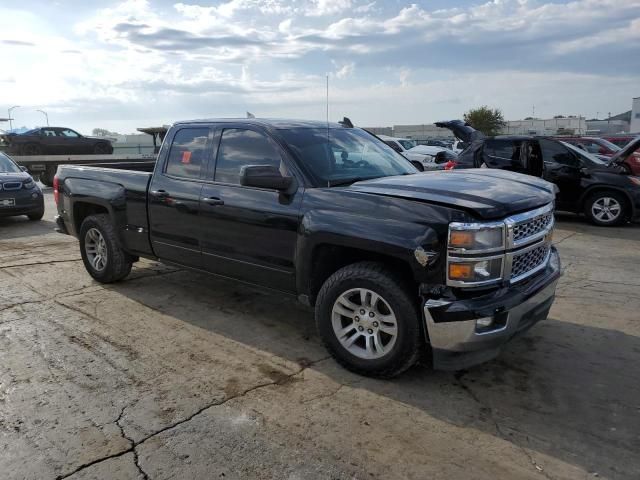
539,139 -> 583,211
198,125 -> 303,292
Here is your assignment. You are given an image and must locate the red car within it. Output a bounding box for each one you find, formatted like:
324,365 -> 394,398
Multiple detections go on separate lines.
555,136 -> 640,175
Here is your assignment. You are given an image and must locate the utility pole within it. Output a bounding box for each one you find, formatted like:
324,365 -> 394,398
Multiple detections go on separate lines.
36,109 -> 49,127
8,105 -> 19,130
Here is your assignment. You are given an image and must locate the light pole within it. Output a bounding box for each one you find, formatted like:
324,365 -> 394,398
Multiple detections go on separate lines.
36,109 -> 49,127
8,105 -> 20,130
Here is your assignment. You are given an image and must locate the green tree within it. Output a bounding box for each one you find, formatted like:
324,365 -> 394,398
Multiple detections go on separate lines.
463,106 -> 506,136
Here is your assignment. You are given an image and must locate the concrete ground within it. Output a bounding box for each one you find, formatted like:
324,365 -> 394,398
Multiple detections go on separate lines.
1,189 -> 639,480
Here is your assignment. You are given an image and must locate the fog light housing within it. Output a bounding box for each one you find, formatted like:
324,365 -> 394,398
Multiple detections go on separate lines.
476,317 -> 494,329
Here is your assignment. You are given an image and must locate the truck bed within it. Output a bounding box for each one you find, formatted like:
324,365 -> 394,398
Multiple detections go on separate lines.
56,165 -> 154,257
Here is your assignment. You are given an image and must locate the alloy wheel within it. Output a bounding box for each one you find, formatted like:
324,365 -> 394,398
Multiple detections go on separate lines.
84,227 -> 108,271
592,197 -> 621,223
331,288 -> 398,359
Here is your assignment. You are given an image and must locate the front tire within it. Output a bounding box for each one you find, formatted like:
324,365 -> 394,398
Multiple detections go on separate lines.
584,191 -> 627,226
79,214 -> 132,283
93,143 -> 110,154
315,262 -> 422,378
27,208 -> 44,221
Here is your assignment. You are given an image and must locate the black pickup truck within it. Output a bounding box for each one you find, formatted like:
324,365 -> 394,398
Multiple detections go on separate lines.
54,118 -> 561,377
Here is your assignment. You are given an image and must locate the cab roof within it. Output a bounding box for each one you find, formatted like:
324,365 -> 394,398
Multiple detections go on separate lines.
173,118 -> 347,130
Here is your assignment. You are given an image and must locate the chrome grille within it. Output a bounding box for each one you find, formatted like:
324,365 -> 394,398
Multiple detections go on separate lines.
511,244 -> 550,280
513,212 -> 553,242
0,182 -> 22,191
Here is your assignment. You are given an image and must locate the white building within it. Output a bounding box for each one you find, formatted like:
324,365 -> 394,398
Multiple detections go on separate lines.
501,117 -> 587,136
631,97 -> 640,134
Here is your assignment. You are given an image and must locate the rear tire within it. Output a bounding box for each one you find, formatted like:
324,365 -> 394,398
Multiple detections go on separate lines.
39,166 -> 56,187
315,261 -> 422,378
79,214 -> 132,283
584,191 -> 627,226
22,143 -> 42,155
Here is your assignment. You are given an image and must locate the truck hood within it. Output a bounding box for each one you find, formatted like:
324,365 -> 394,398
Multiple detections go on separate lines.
348,170 -> 555,220
434,120 -> 485,144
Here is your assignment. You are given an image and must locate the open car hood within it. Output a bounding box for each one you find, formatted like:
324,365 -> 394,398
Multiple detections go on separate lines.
347,169 -> 555,220
434,120 -> 485,144
608,135 -> 640,167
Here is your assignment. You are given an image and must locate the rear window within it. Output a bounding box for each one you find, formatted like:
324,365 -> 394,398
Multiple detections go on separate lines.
165,128 -> 210,179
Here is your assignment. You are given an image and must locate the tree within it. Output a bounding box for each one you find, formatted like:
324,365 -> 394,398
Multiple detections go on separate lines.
92,128 -> 119,137
463,106 -> 506,136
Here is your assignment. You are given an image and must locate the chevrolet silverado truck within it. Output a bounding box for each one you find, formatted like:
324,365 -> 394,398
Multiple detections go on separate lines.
54,118 -> 561,377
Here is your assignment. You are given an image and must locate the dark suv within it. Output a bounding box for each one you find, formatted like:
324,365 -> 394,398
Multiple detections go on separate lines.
436,120 -> 640,226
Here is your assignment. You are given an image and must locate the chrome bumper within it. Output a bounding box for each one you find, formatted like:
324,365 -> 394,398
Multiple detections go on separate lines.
424,247 -> 560,370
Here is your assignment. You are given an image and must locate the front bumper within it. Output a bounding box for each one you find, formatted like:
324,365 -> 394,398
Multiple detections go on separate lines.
0,189 -> 44,217
424,247 -> 561,370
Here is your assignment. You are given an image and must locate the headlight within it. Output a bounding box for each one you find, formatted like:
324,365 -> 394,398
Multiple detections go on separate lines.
23,179 -> 36,189
448,257 -> 503,284
448,223 -> 504,252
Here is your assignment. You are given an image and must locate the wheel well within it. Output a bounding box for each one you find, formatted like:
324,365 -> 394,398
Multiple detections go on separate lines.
73,202 -> 109,233
581,187 -> 631,212
308,244 -> 417,305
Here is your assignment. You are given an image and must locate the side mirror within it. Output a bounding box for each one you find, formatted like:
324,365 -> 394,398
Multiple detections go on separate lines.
240,165 -> 293,191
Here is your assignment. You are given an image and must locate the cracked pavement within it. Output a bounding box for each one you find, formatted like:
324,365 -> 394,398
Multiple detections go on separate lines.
1,194 -> 639,479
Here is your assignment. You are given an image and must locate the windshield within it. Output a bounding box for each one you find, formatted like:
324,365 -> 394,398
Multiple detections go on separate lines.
0,153 -> 21,173
279,128 -> 416,186
398,139 -> 417,150
596,138 -> 621,152
560,142 -> 607,165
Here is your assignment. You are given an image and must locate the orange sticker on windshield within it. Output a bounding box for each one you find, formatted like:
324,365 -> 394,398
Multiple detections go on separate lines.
181,151 -> 192,164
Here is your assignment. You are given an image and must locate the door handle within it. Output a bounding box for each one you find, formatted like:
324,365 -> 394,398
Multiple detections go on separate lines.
151,189 -> 170,198
203,197 -> 224,206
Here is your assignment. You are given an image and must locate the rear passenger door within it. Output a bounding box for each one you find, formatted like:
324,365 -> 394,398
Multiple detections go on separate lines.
199,125 -> 303,293
483,139 -> 526,172
148,126 -> 213,267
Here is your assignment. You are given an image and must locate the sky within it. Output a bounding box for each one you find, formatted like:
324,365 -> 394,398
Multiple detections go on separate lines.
1,0 -> 639,134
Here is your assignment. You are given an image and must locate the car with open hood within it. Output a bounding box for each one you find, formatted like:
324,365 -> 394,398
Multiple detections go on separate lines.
436,120 -> 640,226
0,152 -> 45,221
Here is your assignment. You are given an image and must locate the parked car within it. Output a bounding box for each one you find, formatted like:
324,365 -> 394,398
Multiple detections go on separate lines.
377,135 -> 424,169
553,136 -> 620,158
1,127 -> 114,156
406,145 -> 458,170
54,118 -> 561,377
599,134 -> 640,174
436,120 -> 640,226
0,152 -> 44,221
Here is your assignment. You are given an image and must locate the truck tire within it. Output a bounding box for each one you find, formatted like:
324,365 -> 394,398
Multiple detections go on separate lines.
315,261 -> 422,378
39,166 -> 56,187
79,214 -> 132,283
584,190 -> 627,226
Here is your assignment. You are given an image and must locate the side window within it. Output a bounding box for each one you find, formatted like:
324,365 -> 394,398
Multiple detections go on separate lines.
165,128 -> 210,179
214,129 -> 284,185
60,129 -> 80,137
485,139 -> 516,160
539,139 -> 579,167
42,129 -> 58,137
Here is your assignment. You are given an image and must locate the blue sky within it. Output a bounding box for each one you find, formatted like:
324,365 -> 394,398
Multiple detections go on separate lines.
1,0 -> 639,134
